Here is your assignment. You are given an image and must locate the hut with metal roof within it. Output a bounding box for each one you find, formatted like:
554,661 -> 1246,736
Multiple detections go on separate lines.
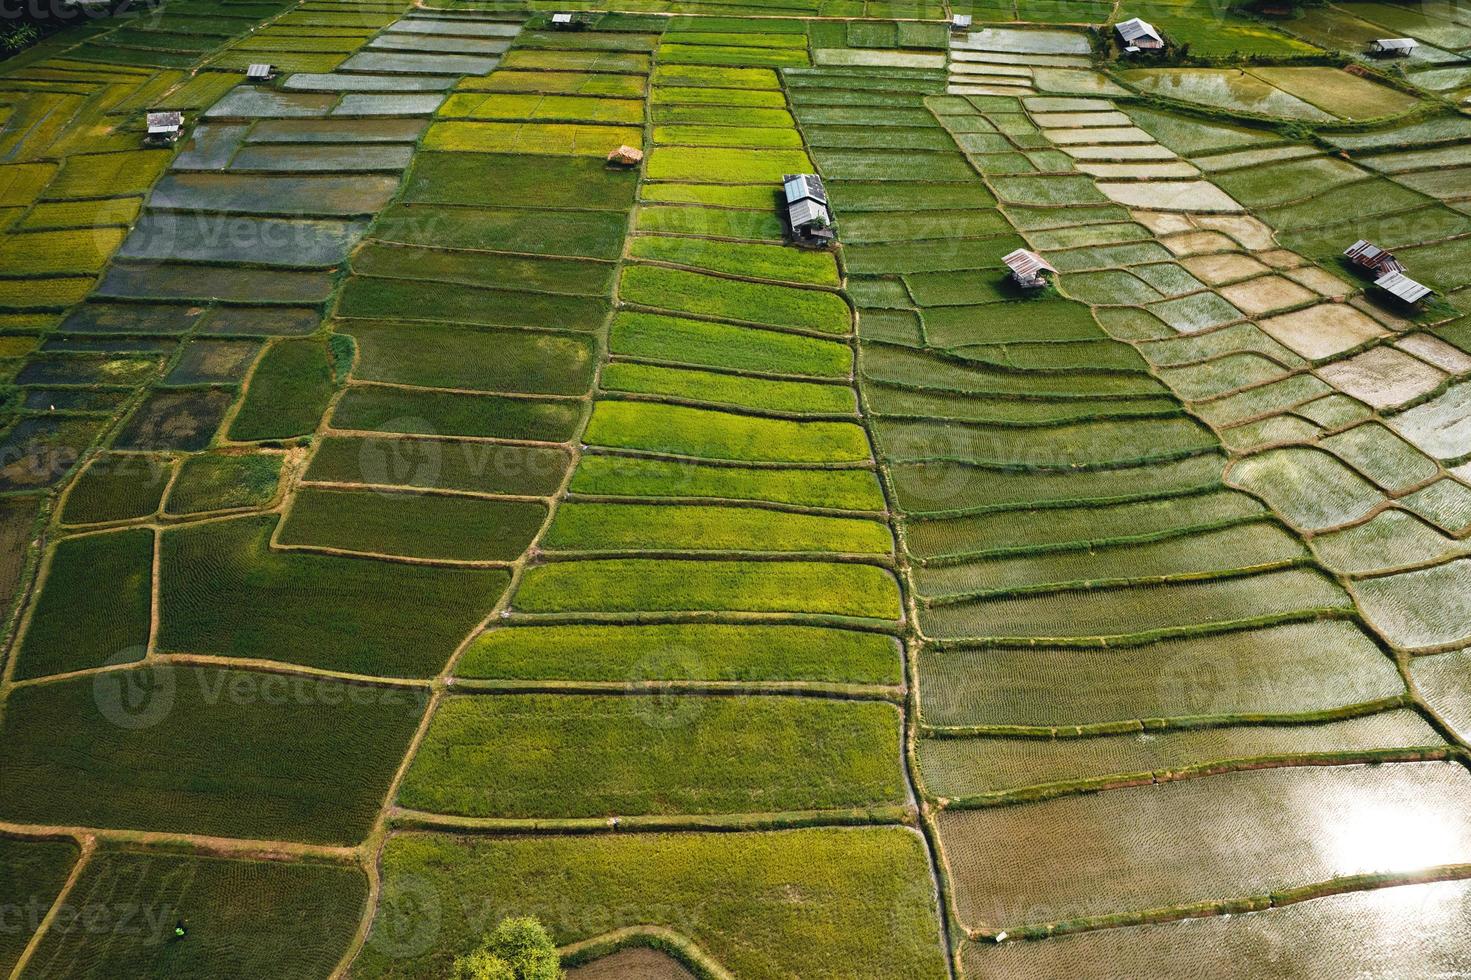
951,14 -> 972,33
246,63 -> 275,82
144,111 -> 182,146
1373,270 -> 1433,307
1116,17 -> 1164,51
782,173 -> 834,248
1344,239 -> 1404,276
1002,248 -> 1057,290
550,12 -> 584,30
1369,37 -> 1417,56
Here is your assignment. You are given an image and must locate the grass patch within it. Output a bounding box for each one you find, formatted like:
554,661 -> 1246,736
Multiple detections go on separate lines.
583,401 -> 872,463
12,530 -> 149,682
438,92 -> 644,125
307,436 -> 567,497
570,454 -> 884,510
0,837 -> 77,976
357,828 -> 947,979
229,338 -> 336,442
403,152 -> 637,210
159,515 -> 508,676
423,120 -> 644,157
651,64 -> 780,89
621,265 -> 850,334
652,123 -> 805,148
0,663 -> 423,843
635,204 -> 783,240
330,385 -> 582,442
375,203 -> 629,259
457,622 -> 900,683
337,277 -> 608,332
400,694 -> 903,817
544,501 -> 891,554
167,452 -> 283,515
279,488 -> 545,561
60,453 -> 172,524
646,146 -> 813,182
600,363 -> 855,414
353,243 -> 615,298
629,236 -> 838,285
515,558 -> 901,618
343,320 -> 596,396
23,851 -> 365,979
610,310 -> 851,377
43,150 -> 170,198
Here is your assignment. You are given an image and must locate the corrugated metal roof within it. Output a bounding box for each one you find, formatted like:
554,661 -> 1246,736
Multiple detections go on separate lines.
1116,17 -> 1162,44
1373,37 -> 1417,50
951,14 -> 972,28
1002,248 -> 1057,278
146,111 -> 182,132
551,12 -> 573,22
789,198 -> 830,229
1345,240 -> 1404,273
783,173 -> 826,205
247,63 -> 273,79
1374,270 -> 1433,304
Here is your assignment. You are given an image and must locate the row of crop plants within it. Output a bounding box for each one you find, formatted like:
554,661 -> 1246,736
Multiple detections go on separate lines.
963,49 -> 1471,727
349,19 -> 953,980
773,32 -> 1471,972
880,27 -> 1469,973
0,9 -> 578,976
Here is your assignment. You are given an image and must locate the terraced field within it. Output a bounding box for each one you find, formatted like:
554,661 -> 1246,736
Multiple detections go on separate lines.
0,1 -> 1468,977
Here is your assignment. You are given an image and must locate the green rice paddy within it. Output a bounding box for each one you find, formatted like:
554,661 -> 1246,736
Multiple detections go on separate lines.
1,4 -> 1468,977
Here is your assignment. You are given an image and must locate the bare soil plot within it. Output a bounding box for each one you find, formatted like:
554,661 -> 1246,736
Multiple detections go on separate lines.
1318,346 -> 1449,410
1257,304 -> 1388,360
1219,274 -> 1318,316
1097,180 -> 1243,212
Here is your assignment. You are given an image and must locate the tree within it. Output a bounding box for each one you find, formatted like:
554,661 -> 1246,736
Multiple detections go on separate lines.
451,917 -> 562,980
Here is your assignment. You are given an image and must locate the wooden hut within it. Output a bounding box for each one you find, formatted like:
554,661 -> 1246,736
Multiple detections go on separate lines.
1344,239 -> 1404,276
145,111 -> 182,146
607,145 -> 643,167
1369,38 -> 1417,57
1002,248 -> 1057,289
1116,17 -> 1164,52
782,173 -> 834,248
1374,270 -> 1434,308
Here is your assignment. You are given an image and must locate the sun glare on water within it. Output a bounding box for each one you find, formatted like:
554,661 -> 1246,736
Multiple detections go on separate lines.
1327,802 -> 1466,876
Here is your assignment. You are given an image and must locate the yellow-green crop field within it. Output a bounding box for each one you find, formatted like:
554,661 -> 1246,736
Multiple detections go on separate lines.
0,0 -> 1468,976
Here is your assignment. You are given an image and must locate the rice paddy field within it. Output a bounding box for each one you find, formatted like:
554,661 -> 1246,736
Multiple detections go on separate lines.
0,0 -> 1468,976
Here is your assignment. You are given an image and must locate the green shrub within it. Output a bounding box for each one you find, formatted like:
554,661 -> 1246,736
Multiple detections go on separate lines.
452,917 -> 561,980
